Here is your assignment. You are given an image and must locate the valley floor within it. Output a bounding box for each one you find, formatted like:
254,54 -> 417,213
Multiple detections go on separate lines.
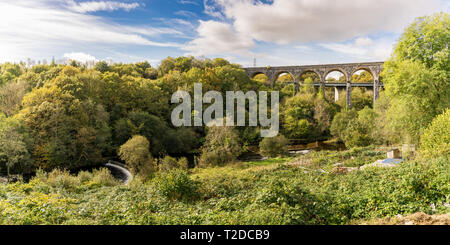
0,146 -> 448,225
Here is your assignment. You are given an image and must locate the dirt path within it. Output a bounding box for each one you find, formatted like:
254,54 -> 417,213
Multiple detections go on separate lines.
357,212 -> 450,225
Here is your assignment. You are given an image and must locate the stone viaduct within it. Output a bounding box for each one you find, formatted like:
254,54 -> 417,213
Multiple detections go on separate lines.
244,62 -> 384,109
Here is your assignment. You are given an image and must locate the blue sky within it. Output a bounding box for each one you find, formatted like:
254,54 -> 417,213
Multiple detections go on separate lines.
0,0 -> 448,67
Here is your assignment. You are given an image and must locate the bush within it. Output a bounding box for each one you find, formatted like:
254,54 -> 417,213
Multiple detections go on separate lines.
46,169 -> 78,190
199,126 -> 242,167
91,168 -> 118,186
330,107 -> 377,147
153,169 -> 199,202
77,171 -> 93,184
159,156 -> 189,172
119,135 -> 156,175
420,109 -> 450,158
259,135 -> 289,157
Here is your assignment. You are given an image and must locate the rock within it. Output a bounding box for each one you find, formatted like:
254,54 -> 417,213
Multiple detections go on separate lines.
405,221 -> 414,225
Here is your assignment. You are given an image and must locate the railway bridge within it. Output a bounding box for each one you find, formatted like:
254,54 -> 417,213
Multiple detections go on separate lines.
244,62 -> 384,108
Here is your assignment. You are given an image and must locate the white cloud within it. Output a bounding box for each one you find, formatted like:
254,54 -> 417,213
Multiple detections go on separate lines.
0,0 -> 181,62
64,52 -> 97,62
203,0 -> 224,18
178,0 -> 200,5
175,10 -> 197,18
319,43 -> 367,56
67,1 -> 141,13
213,0 -> 441,44
183,21 -> 254,56
186,0 -> 443,62
355,37 -> 374,47
320,37 -> 394,60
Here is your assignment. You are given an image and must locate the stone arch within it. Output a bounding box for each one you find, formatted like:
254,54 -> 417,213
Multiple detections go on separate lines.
325,68 -> 348,83
251,72 -> 271,84
273,70 -> 295,84
351,67 -> 374,84
250,71 -> 267,79
297,70 -> 321,83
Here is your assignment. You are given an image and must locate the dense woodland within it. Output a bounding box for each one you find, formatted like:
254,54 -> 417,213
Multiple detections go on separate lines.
0,13 -> 448,225
0,44 -> 382,174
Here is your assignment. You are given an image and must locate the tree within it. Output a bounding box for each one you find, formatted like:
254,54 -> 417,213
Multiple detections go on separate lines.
330,107 -> 378,147
314,96 -> 338,134
259,135 -> 289,157
119,135 -> 155,175
198,126 -> 242,167
158,156 -> 188,172
420,109 -> 450,158
330,109 -> 358,142
158,57 -> 176,77
16,85 -> 109,169
282,93 -> 315,139
94,61 -> 110,73
351,71 -> 373,83
212,58 -> 230,67
0,81 -> 27,117
336,87 -> 372,111
381,13 -> 449,144
0,63 -> 23,86
0,115 -> 32,178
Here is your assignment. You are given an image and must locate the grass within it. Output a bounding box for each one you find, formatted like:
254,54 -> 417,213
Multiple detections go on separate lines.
246,157 -> 293,166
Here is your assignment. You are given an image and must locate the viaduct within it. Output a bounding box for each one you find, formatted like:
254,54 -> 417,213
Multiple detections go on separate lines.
243,62 -> 384,109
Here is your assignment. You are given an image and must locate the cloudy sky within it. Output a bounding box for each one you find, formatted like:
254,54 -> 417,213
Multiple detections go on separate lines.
0,0 -> 448,67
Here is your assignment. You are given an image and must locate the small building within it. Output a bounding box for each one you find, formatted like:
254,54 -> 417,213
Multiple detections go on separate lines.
387,149 -> 401,159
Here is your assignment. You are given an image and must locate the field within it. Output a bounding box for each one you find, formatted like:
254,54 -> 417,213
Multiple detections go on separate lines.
0,147 -> 448,225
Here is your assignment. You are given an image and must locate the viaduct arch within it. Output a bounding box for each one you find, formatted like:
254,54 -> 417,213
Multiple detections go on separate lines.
244,62 -> 384,109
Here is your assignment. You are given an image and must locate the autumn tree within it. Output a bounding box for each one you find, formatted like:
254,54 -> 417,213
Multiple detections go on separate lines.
198,126 -> 242,167
119,135 -> 155,175
0,115 -> 32,177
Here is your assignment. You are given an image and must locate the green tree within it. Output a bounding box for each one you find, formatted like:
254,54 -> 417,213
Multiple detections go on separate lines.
158,57 -> 176,77
119,135 -> 155,175
420,109 -> 450,158
282,93 -> 315,139
94,61 -> 110,73
199,126 -> 242,167
259,135 -> 289,157
0,115 -> 32,177
330,109 -> 358,142
381,13 -> 449,144
331,107 -> 378,147
16,85 -> 109,170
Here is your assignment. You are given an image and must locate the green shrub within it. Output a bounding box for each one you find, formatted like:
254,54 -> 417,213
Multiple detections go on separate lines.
46,169 -> 78,190
330,107 -> 377,147
259,135 -> 289,157
153,169 -> 199,202
199,126 -> 242,167
159,156 -> 188,172
420,109 -> 450,158
77,171 -> 93,184
91,168 -> 118,186
119,135 -> 156,175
